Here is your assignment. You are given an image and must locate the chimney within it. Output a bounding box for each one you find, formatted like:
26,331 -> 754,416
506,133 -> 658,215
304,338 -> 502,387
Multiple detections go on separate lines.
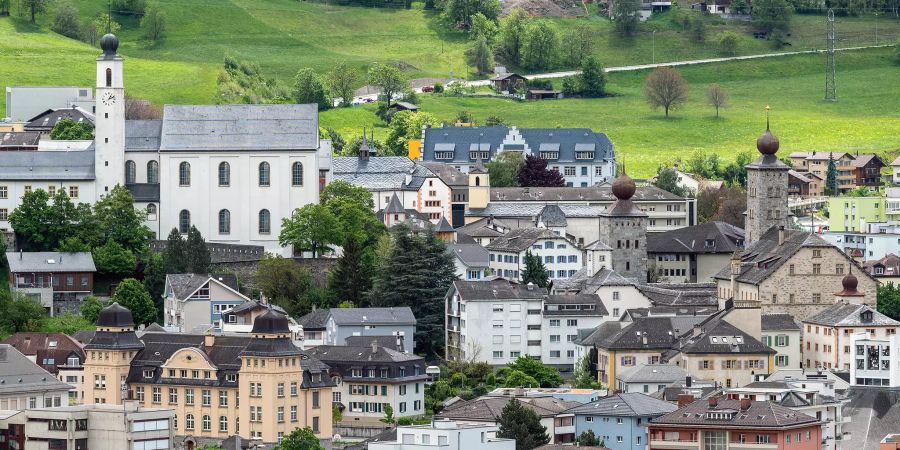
641,334 -> 648,346
204,333 -> 215,348
396,333 -> 404,353
19,249 -> 23,260
693,324 -> 702,337
371,340 -> 378,354
514,386 -> 525,397
778,226 -> 786,246
708,396 -> 718,408
526,282 -> 534,291
677,394 -> 695,408
685,376 -> 692,388
740,398 -> 752,410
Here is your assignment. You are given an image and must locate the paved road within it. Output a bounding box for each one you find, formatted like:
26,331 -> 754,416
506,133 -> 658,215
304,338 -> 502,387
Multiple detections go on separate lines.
351,44 -> 891,102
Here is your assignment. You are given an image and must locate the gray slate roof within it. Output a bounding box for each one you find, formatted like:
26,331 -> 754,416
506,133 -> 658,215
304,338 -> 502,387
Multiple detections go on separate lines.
668,313 -> 775,356
126,183 -> 160,202
557,267 -> 637,294
545,294 -> 608,316
305,344 -> 422,364
344,335 -> 404,351
438,396 -> 581,421
452,279 -> 547,301
333,156 -> 435,191
486,228 -> 558,252
616,364 -> 690,384
489,185 -> 681,202
537,205 -> 567,227
6,252 -> 96,273
647,222 -> 745,254
651,398 -> 819,429
166,274 -> 240,300
0,345 -> 73,396
467,203 -> 606,219
761,314 -> 802,331
712,228 -> 835,285
24,107 -> 94,131
636,283 -> 719,307
0,150 -> 95,181
419,162 -> 468,187
600,317 -> 705,351
575,321 -> 624,346
125,120 -> 162,152
0,131 -> 41,148
448,243 -> 490,268
803,303 -> 900,327
564,393 -> 678,417
159,104 -> 318,151
329,307 -> 416,325
296,309 -> 330,330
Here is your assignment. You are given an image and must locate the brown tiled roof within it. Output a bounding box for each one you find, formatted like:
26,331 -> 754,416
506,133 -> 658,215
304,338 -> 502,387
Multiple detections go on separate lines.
0,333 -> 84,375
651,398 -> 820,429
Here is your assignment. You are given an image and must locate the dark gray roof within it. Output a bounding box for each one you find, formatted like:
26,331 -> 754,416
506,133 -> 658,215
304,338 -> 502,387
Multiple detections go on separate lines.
6,252 -> 96,273
761,314 -> 802,331
384,194 -> 405,214
419,162 -> 468,187
489,185 -> 682,202
452,279 -> 547,301
486,228 -> 558,253
305,345 -> 422,364
467,203 -> 606,219
576,321 -> 624,346
647,222 -> 745,254
125,120 -> 162,151
435,217 -> 455,232
600,317 -> 705,351
803,303 -> 900,327
344,335 -> 404,351
296,309 -> 330,330
557,267 -> 637,294
564,393 -> 678,417
0,131 -> 41,148
617,364 -> 690,384
712,228 -> 836,285
333,157 -> 435,191
158,104 -> 318,151
222,300 -> 287,317
24,107 -> 94,131
625,306 -> 717,319
166,274 -> 241,300
669,313 -> 775,356
0,345 -> 73,396
537,205 -> 567,227
422,126 -> 614,165
456,217 -> 510,238
747,153 -> 792,170
637,283 -> 719,307
126,183 -> 160,202
545,294 -> 608,316
0,150 -> 95,181
447,243 -> 490,268
329,307 -> 416,326
438,396 -> 581,421
651,399 -> 819,429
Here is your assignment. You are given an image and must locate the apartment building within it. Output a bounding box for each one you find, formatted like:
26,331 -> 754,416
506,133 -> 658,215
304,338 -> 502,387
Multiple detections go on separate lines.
788,152 -> 859,193
163,273 -> 248,332
369,420 -> 514,450
760,314 -> 801,369
541,294 -> 609,367
646,222 -> 745,283
1,333 -> 85,405
827,196 -> 886,233
436,396 -> 579,444
0,345 -> 72,411
802,300 -> 900,371
5,251 -> 96,316
554,393 -> 677,449
487,227 -> 583,281
849,331 -> 900,387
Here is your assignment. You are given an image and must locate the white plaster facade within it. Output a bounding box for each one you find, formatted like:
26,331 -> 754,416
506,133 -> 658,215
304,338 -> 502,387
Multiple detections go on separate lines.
370,421 -> 514,450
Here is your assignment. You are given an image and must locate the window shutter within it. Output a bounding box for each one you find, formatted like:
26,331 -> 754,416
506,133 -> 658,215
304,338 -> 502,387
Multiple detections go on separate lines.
721,360 -> 726,369
785,335 -> 789,346
698,361 -> 703,370
743,360 -> 749,370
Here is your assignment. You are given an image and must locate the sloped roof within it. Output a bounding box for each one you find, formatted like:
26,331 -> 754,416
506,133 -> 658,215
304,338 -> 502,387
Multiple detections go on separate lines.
600,317 -> 705,351
651,399 -> 820,429
1,333 -> 84,375
334,157 -> 436,191
438,396 -> 581,421
6,252 -> 96,273
452,279 -> 547,301
712,228 -> 835,285
544,294 -> 608,316
486,228 -> 559,252
159,104 -> 318,151
576,321 -> 624,346
166,273 -> 241,301
556,267 -> 638,294
305,344 -> 422,364
538,205 -> 568,227
647,222 -> 745,254
489,185 -> 682,202
864,253 -> 900,277
0,131 -> 41,148
296,309 -> 331,331
616,364 -> 689,384
419,162 -> 468,187
637,283 -> 719,307
672,317 -> 775,355
447,243 -> 490,268
329,307 -> 416,325
125,120 -> 162,151
344,335 -> 404,351
24,107 -> 94,131
0,150 -> 95,181
803,303 -> 900,327
761,314 -> 801,331
467,203 -> 606,219
0,345 -> 73,395
564,393 -> 678,417
456,217 -> 510,238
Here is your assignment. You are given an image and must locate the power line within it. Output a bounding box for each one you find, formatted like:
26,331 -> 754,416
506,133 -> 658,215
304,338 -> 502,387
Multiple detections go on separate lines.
825,9 -> 837,102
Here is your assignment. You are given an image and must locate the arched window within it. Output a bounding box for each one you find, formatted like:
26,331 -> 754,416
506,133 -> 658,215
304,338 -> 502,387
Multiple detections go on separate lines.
185,414 -> 194,430
105,68 -> 112,87
219,209 -> 231,234
219,416 -> 228,432
147,161 -> 159,184
179,210 -> 191,234
202,415 -> 211,431
125,160 -> 136,184
258,162 -> 270,187
291,162 -> 303,186
146,203 -> 157,220
179,162 -> 191,186
475,176 -> 481,186
218,162 -> 230,187
259,209 -> 271,234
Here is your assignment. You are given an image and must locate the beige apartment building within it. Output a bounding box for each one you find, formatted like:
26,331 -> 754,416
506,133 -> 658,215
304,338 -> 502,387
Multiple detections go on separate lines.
82,302 -> 334,446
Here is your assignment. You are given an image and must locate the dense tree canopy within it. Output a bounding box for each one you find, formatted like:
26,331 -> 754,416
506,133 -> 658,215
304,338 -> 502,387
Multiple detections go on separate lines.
255,256 -> 314,316
653,167 -> 691,197
50,118 -> 94,140
506,357 -> 563,387
112,279 -> 157,325
878,283 -> 900,322
521,251 -> 550,288
293,68 -> 331,110
273,427 -> 324,450
280,204 -> 342,257
644,67 -> 689,118
519,155 -> 565,187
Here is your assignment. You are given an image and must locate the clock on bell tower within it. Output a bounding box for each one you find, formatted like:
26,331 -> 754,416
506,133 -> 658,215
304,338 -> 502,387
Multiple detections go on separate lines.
94,31 -> 126,200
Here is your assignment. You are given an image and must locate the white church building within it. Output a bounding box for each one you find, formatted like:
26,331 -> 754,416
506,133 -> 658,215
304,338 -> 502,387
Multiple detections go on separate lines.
0,32 -> 329,255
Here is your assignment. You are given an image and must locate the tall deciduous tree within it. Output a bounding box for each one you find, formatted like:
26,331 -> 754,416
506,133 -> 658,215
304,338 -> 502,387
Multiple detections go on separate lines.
255,256 -> 313,316
273,427 -> 324,450
496,8 -> 529,65
644,67 -> 689,118
518,155 -> 565,187
485,152 -> 524,187
612,0 -> 640,36
0,291 -> 46,333
367,63 -> 407,107
467,36 -> 494,75
572,354 -> 600,389
184,226 -> 211,274
497,399 -> 550,450
293,68 -> 331,111
385,111 -> 438,156
877,283 -> 900,321
51,1 -> 81,38
94,185 -> 152,255
140,3 -> 167,42
507,356 -> 563,387
752,0 -> 792,33
442,0 -> 500,28
503,370 -> 539,388
654,167 -> 690,197
522,21 -> 559,70
577,430 -> 601,447
579,56 -> 607,98
327,61 -> 358,107
80,295 -> 106,324
562,25 -> 594,67
93,240 -> 137,276
707,84 -> 729,118
521,251 -> 549,288
19,0 -> 47,23
469,12 -> 498,45
113,279 -> 157,325
142,252 -> 165,321
321,180 -> 375,210
280,204 -> 342,257
719,31 -> 740,56
50,118 -> 94,140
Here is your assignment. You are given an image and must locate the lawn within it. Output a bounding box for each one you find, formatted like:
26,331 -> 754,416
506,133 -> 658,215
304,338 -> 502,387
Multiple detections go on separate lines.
321,48 -> 900,178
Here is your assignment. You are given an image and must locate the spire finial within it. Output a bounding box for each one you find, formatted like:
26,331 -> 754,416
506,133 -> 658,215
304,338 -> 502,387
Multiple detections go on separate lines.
107,1 -> 112,33
765,105 -> 771,130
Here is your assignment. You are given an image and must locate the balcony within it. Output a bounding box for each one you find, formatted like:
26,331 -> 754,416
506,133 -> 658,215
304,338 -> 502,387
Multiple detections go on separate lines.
555,425 -> 575,435
649,439 -> 699,450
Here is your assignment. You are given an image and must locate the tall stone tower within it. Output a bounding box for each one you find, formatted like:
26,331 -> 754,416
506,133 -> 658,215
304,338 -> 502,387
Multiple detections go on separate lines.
468,159 -> 490,210
598,173 -> 648,283
82,303 -> 143,405
93,31 -> 126,199
745,115 -> 790,246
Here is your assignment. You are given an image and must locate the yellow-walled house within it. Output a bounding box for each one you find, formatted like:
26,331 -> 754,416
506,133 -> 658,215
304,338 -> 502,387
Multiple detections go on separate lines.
83,302 -> 335,447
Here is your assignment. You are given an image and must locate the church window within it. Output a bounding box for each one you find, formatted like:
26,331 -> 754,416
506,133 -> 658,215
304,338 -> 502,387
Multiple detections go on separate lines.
146,204 -> 157,220
259,162 -> 271,186
147,161 -> 159,184
179,210 -> 191,234
105,68 -> 112,87
475,176 -> 481,186
219,209 -> 231,234
179,162 -> 191,186
125,160 -> 136,184
292,162 -> 304,186
218,162 -> 231,186
259,209 -> 271,234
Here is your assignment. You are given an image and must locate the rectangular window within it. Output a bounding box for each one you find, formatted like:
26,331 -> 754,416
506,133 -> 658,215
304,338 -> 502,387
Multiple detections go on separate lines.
0,186 -> 7,199
219,390 -> 228,406
493,351 -> 504,359
69,186 -> 79,198
202,389 -> 211,406
291,406 -> 298,421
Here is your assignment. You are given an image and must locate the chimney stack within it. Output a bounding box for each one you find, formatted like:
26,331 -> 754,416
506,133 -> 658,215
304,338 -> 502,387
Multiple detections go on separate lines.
204,333 -> 215,348
740,398 -> 752,410
693,324 -> 702,337
677,394 -> 695,408
19,249 -> 23,260
642,334 -> 648,346
685,376 -> 692,388
708,396 -> 718,408
778,226 -> 786,246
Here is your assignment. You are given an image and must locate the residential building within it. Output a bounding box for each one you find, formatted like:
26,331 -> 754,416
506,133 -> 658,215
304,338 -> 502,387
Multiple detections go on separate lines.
555,268 -> 654,318
0,344 -> 72,411
368,420 -> 514,450
296,309 -> 330,347
851,154 -> 886,188
616,364 -> 692,395
457,216 -> 513,247
420,162 -> 469,227
305,343 -> 427,423
5,251 -> 96,316
0,402 -> 175,450
822,230 -> 900,261
23,106 -> 95,136
725,381 -> 848,450
648,397 -> 822,450
863,253 -> 900,285
760,314 -> 801,370
0,131 -> 41,151
489,73 -> 527,92
801,289 -> 900,370
647,222 -> 745,283
333,153 -> 452,223
81,303 -> 335,445
555,393 -> 677,448
487,387 -> 605,404
713,227 -> 878,320
891,157 -> 900,185
324,307 -> 416,353
5,86 -> 95,122
1,333 -> 85,405
746,126 -> 791,246
542,294 -> 609,367
421,126 -> 616,187
763,369 -> 850,392
886,187 -> 900,222
436,396 -> 580,443
827,196 -> 886,232
788,170 -> 824,198
219,300 -> 303,344
648,165 -> 723,193
448,239 -> 491,280
848,331 -> 900,387
486,227 -> 583,281
789,151 -> 857,193
163,273 -> 248,332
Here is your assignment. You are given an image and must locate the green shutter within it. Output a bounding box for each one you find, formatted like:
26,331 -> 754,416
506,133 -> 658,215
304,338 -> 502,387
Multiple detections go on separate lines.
784,335 -> 789,346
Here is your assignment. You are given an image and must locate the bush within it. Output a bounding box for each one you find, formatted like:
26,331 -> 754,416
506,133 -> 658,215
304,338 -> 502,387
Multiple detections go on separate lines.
433,82 -> 444,93
691,17 -> 707,42
528,78 -> 553,90
52,2 -> 81,39
719,31 -> 740,55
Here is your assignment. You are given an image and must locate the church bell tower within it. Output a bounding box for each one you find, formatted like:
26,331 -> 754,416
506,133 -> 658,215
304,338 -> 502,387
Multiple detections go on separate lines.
94,31 -> 126,200
744,107 -> 790,246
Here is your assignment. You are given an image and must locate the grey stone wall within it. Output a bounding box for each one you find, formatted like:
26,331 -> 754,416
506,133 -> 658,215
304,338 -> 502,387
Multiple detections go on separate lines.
150,240 -> 265,263
211,258 -> 338,293
599,216 -> 647,283
746,167 -> 790,246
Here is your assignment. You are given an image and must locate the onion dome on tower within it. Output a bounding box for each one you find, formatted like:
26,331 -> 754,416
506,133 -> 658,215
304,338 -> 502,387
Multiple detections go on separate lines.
611,173 -> 636,200
100,32 -> 119,57
85,302 -> 144,350
602,170 -> 645,217
834,269 -> 864,298
241,308 -> 304,357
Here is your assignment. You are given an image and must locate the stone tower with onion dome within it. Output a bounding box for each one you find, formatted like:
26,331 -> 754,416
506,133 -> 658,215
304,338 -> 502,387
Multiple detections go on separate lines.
745,110 -> 791,246
599,171 -> 648,283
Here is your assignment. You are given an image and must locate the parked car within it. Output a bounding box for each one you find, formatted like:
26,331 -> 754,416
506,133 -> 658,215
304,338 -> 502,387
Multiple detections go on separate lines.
421,85 -> 434,93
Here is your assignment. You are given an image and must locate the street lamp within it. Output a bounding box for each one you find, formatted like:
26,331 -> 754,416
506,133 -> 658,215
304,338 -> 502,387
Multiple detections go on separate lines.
652,30 -> 657,64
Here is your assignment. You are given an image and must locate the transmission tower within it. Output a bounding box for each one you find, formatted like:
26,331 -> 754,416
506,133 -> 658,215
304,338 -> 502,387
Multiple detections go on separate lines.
825,9 -> 837,102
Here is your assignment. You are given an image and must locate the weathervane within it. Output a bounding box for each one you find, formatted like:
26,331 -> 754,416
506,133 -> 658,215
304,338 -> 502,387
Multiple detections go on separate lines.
765,105 -> 770,130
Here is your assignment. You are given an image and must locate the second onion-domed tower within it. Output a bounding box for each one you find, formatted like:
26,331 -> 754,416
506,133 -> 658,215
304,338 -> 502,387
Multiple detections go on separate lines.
599,171 -> 648,283
745,109 -> 791,246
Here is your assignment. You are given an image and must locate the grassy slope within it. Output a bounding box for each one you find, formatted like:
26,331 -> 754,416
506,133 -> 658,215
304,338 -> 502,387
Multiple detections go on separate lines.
322,48 -> 900,177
